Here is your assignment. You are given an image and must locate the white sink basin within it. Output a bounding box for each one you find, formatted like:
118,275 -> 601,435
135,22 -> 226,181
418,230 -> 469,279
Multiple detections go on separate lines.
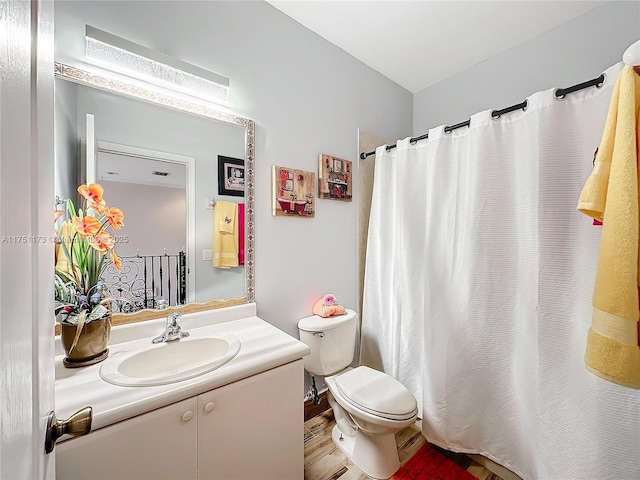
99,334 -> 241,387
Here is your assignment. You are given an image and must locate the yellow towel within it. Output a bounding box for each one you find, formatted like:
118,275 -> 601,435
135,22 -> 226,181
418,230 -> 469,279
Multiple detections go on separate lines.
218,201 -> 235,234
213,201 -> 238,269
577,65 -> 640,388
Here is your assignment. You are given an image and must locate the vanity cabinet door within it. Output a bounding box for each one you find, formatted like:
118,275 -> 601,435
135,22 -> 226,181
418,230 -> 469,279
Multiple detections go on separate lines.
56,396 -> 198,480
197,360 -> 304,480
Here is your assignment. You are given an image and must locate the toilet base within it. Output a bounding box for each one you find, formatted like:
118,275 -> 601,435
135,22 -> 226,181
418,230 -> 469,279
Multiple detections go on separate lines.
331,424 -> 400,480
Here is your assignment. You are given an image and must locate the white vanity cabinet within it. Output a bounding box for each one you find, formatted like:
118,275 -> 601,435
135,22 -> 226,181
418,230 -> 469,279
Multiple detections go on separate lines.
56,396 -> 199,479
56,360 -> 304,480
197,359 -> 303,479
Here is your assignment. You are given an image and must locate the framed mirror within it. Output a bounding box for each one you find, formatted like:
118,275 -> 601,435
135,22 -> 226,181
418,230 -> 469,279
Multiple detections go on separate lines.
54,63 -> 254,328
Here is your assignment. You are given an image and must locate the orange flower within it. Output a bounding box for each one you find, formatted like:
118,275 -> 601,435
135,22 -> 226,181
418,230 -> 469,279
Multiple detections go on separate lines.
110,250 -> 122,273
88,232 -> 115,254
104,207 -> 124,230
54,210 -> 64,222
78,183 -> 107,213
78,183 -> 104,204
72,216 -> 102,237
89,199 -> 107,214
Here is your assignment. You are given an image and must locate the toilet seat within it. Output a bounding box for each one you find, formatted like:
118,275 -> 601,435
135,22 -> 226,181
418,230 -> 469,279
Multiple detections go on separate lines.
334,366 -> 418,421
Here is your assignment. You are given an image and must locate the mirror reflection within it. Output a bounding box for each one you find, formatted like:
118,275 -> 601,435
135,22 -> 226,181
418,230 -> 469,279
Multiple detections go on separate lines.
96,142 -> 190,312
54,64 -> 254,323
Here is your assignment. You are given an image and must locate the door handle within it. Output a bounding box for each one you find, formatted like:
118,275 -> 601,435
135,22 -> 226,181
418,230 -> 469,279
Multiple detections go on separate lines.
44,406 -> 92,454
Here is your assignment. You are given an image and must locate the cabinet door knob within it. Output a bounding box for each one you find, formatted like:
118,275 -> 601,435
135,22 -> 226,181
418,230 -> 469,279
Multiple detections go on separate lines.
181,410 -> 194,422
203,402 -> 215,413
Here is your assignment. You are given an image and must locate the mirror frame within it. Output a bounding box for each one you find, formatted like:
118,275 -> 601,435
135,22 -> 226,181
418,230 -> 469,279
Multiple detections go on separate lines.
54,62 -> 255,328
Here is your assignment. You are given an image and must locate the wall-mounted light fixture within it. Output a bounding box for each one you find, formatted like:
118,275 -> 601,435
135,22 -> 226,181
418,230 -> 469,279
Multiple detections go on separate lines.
85,25 -> 229,105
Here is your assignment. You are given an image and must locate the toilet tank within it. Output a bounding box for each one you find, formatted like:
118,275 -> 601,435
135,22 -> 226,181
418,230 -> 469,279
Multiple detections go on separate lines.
298,309 -> 356,376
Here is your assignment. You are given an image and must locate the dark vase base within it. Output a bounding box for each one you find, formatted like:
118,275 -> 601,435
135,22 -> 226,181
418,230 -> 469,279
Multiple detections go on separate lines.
63,349 -> 109,368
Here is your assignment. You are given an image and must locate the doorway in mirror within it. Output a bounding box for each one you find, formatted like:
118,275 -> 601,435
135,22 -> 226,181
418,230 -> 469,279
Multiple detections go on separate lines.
97,147 -> 189,312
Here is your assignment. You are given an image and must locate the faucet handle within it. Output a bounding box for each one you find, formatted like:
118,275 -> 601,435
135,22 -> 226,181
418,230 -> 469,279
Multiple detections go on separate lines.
167,311 -> 182,328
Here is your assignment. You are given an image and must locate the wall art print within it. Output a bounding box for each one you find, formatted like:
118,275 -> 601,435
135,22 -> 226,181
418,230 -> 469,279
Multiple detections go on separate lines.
271,165 -> 315,218
218,155 -> 245,197
318,154 -> 352,201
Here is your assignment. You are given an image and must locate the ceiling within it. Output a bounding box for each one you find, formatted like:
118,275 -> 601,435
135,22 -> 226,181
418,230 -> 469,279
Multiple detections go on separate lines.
98,152 -> 186,189
266,1 -> 608,93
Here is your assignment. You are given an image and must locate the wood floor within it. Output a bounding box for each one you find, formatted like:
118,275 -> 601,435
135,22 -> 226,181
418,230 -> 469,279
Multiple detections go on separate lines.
304,409 -> 505,480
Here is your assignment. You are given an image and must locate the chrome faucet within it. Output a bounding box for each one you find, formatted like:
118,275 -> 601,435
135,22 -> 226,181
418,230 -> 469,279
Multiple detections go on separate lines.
152,312 -> 190,343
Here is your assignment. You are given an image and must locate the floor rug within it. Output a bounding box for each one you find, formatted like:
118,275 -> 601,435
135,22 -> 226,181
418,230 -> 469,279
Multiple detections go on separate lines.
392,444 -> 477,480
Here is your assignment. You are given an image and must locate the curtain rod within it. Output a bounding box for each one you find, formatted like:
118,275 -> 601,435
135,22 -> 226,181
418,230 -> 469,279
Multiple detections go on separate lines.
359,73 -> 606,160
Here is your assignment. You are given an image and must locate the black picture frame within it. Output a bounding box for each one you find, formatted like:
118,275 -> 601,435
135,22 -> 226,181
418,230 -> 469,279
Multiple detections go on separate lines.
218,155 -> 245,197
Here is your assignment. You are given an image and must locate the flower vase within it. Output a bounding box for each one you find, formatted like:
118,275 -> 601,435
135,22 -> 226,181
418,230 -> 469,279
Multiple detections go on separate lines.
61,314 -> 111,368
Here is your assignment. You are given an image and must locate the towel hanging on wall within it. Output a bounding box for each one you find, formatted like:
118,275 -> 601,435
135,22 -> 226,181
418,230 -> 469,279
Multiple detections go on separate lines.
577,65 -> 640,388
213,201 -> 239,269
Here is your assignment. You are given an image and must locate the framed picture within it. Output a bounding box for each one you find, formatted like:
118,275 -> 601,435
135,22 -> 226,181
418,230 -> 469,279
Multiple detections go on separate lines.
218,155 -> 245,197
318,154 -> 352,201
271,165 -> 315,218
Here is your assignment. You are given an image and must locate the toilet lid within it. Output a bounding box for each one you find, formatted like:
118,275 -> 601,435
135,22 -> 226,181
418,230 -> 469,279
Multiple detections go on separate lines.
298,309 -> 356,332
335,366 -> 417,421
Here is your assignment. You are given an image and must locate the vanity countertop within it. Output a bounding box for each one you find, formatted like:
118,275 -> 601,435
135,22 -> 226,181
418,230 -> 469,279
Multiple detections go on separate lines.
55,303 -> 310,433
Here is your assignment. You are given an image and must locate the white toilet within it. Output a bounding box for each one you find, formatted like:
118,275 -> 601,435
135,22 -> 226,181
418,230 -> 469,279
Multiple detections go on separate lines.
298,309 -> 418,480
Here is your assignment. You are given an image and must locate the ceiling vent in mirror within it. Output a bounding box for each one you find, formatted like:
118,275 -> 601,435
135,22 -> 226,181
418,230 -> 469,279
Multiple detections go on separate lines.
152,171 -> 170,177
85,25 -> 229,106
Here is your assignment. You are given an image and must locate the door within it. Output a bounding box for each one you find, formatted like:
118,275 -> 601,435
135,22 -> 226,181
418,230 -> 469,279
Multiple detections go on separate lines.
197,361 -> 304,480
84,113 -> 96,184
0,1 -> 56,478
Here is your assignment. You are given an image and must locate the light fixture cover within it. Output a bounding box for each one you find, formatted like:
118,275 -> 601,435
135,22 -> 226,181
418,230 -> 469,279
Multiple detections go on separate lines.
85,25 -> 229,105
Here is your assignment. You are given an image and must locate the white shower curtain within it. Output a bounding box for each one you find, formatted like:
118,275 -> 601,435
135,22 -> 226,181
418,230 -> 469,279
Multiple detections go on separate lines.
361,62 -> 640,480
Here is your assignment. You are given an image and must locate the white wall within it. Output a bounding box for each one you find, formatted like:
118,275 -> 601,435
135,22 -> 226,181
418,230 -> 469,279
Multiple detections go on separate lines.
100,180 -> 186,258
413,1 -> 640,135
54,1 -> 414,342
